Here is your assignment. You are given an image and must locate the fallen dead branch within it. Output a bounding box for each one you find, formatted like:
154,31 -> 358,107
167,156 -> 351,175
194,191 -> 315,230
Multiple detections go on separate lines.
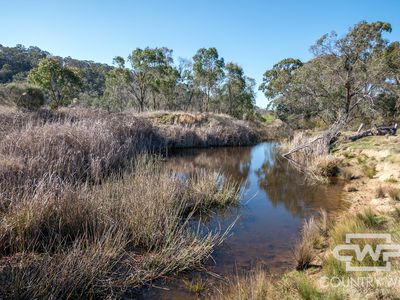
349,123 -> 397,141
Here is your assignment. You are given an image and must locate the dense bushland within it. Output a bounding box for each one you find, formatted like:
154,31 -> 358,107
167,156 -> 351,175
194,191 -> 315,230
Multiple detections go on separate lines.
1,44 -> 258,119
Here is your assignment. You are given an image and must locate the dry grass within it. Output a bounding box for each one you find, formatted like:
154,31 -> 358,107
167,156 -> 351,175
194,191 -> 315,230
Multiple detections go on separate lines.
310,155 -> 341,177
0,109 -> 164,198
374,185 -> 400,200
151,111 -> 259,148
281,132 -> 340,183
294,209 -> 330,270
0,108 -> 248,298
375,184 -> 386,198
0,157 -> 240,298
0,108 -> 258,197
294,217 -> 320,270
216,268 -> 345,300
387,186 -> 400,201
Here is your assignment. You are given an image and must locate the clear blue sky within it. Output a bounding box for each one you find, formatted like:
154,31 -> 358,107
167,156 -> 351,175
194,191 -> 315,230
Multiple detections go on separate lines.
1,0 -> 399,107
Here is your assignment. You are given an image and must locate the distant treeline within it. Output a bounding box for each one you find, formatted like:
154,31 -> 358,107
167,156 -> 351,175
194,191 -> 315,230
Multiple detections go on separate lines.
0,44 -> 257,119
1,20 -> 399,127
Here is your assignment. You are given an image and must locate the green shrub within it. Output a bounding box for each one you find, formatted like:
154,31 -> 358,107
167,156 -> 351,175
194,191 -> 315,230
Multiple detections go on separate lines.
1,83 -> 45,110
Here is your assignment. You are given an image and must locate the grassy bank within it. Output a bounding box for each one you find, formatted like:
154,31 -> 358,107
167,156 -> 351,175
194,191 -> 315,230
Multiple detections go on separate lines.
216,134 -> 400,300
0,108 -> 254,298
218,209 -> 400,299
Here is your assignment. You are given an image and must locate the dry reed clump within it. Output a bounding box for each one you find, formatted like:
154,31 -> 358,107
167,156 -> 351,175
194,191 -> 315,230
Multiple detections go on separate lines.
310,155 -> 341,177
0,109 -> 248,298
0,157 -> 239,298
386,186 -> 400,201
294,217 -> 319,270
156,113 -> 259,148
281,132 -> 341,183
188,171 -> 241,211
217,266 -> 271,299
281,132 -> 330,162
0,108 -> 56,136
374,185 -> 400,200
375,184 -> 386,198
294,209 -> 329,270
0,111 -> 165,196
0,109 -> 260,196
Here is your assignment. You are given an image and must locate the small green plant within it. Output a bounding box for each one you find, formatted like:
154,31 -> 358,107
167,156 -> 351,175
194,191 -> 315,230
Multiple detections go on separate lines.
385,176 -> 399,184
356,209 -> 387,229
356,154 -> 368,164
290,272 -> 322,299
323,254 -> 348,278
183,277 -> 207,294
261,112 -> 276,124
342,151 -> 356,160
362,164 -> 376,179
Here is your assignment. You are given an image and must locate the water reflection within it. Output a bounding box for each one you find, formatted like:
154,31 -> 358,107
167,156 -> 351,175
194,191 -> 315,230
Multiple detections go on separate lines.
167,146 -> 252,184
166,142 -> 344,274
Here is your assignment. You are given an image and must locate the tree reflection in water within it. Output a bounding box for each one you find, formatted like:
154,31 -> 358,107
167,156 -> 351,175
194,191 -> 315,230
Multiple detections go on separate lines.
163,142 -> 344,276
165,146 -> 252,187
256,148 -> 344,218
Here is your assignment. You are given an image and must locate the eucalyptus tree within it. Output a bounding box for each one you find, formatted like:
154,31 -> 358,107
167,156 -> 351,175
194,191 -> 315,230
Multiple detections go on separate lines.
157,65 -> 180,110
259,58 -> 304,122
193,47 -> 225,112
307,21 -> 392,123
223,62 -> 256,118
261,21 -> 394,126
176,58 -> 198,110
28,57 -> 82,109
102,56 -> 134,111
104,47 -> 178,112
384,41 -> 400,115
128,47 -> 176,112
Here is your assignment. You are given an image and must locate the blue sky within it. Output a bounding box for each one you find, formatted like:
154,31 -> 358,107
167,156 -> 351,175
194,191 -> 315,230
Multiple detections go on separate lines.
1,0 -> 399,107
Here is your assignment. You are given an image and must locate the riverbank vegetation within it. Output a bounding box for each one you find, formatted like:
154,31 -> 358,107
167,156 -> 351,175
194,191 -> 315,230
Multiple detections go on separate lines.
218,205 -> 400,299
1,18 -> 400,299
0,90 -> 268,299
267,21 -> 400,183
214,21 -> 400,300
0,151 -> 240,298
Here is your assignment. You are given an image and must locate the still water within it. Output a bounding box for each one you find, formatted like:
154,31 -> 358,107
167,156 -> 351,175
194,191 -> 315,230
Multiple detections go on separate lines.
141,142 -> 344,298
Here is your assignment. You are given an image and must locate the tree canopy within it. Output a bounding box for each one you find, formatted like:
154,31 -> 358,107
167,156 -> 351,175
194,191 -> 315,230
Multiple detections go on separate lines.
260,21 -> 399,127
28,58 -> 82,109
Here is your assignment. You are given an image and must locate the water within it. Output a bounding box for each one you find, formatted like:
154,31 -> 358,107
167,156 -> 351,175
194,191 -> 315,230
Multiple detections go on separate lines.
140,142 -> 344,298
